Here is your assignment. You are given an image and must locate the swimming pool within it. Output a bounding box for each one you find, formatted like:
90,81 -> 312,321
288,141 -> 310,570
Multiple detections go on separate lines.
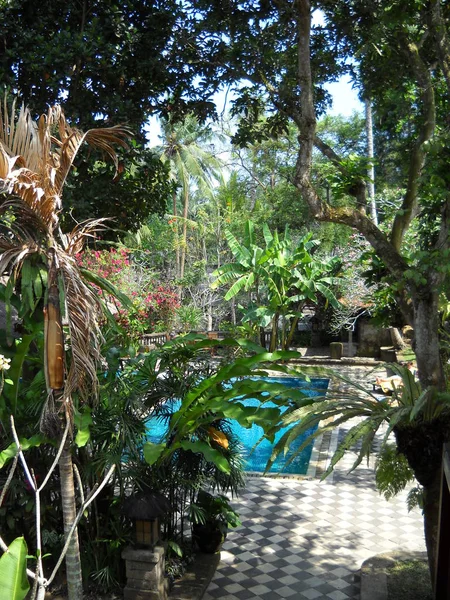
146,376 -> 328,475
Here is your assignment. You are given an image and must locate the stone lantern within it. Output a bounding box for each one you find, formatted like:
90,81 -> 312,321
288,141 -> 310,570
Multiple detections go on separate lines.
122,491 -> 171,600
123,491 -> 170,548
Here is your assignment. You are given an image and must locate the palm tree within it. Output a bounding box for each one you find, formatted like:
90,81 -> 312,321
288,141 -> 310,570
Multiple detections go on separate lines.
0,98 -> 130,600
159,114 -> 222,281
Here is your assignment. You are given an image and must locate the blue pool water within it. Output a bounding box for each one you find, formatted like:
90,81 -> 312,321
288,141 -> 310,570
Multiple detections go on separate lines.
147,376 -> 328,475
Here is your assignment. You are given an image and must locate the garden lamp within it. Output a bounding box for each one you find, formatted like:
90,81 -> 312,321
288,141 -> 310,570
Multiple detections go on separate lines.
123,491 -> 171,548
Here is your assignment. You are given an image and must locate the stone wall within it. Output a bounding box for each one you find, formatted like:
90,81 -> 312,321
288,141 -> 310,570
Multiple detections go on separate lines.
357,319 -> 392,358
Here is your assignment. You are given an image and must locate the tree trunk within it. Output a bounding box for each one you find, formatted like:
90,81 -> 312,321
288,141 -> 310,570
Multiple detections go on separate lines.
422,466 -> 442,585
269,313 -> 279,352
394,416 -> 450,581
389,326 -> 406,349
285,315 -> 300,350
180,188 -> 189,280
394,289 -> 448,580
260,326 -> 266,349
413,290 -> 445,389
207,302 -> 213,331
173,191 -> 180,279
365,98 -> 378,225
280,315 -> 287,351
59,439 -> 83,600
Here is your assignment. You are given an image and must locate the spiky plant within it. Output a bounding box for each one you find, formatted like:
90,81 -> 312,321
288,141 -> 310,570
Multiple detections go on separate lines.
0,97 -> 130,600
266,363 -> 450,575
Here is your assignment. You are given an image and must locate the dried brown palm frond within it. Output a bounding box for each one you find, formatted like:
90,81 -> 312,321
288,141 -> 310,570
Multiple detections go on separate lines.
56,247 -> 104,403
0,196 -> 47,250
62,217 -> 111,256
0,96 -> 131,232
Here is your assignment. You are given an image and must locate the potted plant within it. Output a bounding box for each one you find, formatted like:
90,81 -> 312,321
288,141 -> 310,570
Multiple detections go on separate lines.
190,490 -> 241,553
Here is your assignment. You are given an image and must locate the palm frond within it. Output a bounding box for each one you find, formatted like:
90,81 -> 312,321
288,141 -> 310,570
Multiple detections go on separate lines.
57,250 -> 103,402
0,97 -> 131,231
62,218 -> 111,255
55,120 -> 132,194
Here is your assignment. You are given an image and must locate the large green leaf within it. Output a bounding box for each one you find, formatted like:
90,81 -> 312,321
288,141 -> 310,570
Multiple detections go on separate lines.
79,268 -> 133,309
224,275 -> 250,300
143,442 -> 167,465
0,537 -> 30,600
179,440 -> 230,473
211,263 -> 247,288
74,409 -> 93,448
224,229 -> 250,263
0,435 -> 47,469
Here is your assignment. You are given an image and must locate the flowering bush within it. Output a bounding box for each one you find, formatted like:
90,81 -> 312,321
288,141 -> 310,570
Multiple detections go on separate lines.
76,248 -> 179,337
76,248 -> 133,295
116,286 -> 179,334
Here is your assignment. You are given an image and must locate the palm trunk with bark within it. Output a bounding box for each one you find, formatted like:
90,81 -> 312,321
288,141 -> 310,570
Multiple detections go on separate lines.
59,438 -> 83,599
45,253 -> 84,599
180,188 -> 189,280
173,191 -> 180,279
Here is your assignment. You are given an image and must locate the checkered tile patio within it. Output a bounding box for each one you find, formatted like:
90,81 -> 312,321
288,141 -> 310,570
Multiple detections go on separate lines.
204,369 -> 426,600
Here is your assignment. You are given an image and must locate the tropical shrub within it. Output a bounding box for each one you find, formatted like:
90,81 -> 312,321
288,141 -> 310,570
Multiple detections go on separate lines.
76,249 -> 180,337
212,220 -> 340,351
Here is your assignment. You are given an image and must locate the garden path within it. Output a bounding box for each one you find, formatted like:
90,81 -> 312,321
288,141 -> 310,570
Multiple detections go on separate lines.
204,366 -> 426,600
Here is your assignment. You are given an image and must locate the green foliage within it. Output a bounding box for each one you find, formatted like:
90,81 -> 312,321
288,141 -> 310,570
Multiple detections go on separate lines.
0,435 -> 48,469
0,0 -> 217,129
142,336 -> 312,472
213,221 -> 340,349
0,537 -> 29,600
375,444 -> 415,501
63,145 -> 172,238
123,215 -> 177,275
190,490 -> 241,530
74,408 -> 93,448
176,304 -> 204,332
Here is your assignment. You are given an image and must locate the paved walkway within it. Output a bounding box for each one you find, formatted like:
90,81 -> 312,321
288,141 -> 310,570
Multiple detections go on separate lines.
204,366 -> 426,600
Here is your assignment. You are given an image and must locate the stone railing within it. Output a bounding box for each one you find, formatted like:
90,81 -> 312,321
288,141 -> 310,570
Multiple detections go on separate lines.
138,331 -> 227,349
139,333 -> 170,349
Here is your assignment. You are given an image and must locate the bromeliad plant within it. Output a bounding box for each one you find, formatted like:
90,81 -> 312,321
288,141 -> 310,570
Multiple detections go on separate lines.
0,97 -> 130,600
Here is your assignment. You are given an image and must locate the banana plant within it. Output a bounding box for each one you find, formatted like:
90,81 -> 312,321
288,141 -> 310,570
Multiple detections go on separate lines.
212,221 -> 341,350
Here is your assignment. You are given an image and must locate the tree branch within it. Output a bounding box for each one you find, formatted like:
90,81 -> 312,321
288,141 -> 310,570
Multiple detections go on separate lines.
429,0 -> 450,96
293,0 -> 409,280
390,38 -> 435,250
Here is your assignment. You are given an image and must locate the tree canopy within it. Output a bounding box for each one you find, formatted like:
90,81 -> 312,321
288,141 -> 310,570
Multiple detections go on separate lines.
0,0 -> 218,130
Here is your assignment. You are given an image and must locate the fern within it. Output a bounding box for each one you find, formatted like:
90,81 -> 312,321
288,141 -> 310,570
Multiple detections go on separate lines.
375,444 -> 416,501
407,486 -> 424,512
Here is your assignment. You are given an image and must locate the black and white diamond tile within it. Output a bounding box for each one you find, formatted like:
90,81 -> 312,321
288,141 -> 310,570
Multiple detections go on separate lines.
204,408 -> 426,599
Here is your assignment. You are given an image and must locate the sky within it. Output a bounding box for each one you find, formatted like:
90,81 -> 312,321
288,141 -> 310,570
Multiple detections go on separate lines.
145,75 -> 364,148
